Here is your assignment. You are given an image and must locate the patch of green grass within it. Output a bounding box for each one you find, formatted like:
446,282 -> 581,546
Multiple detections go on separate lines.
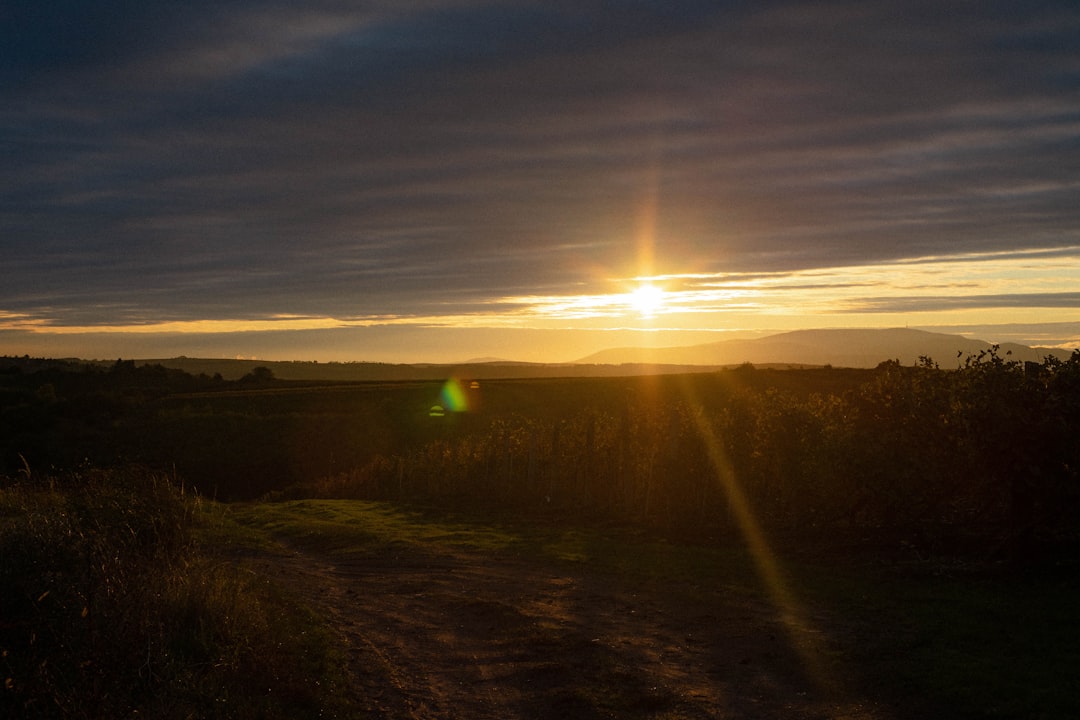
230,499 -> 523,559
193,496 -> 287,555
232,499 -> 758,589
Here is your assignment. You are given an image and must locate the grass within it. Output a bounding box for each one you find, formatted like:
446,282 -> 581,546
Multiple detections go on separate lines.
0,467 -> 353,719
231,498 -> 523,558
231,498 -> 760,589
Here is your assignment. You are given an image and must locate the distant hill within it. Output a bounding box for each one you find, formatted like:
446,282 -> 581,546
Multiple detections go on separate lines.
139,357 -> 563,382
575,328 -> 1074,369
136,357 -> 718,382
84,328 -> 1074,382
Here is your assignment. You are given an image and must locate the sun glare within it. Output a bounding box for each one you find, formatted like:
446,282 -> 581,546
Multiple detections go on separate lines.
629,283 -> 665,318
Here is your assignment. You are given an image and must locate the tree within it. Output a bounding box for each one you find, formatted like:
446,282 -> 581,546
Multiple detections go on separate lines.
240,366 -> 275,385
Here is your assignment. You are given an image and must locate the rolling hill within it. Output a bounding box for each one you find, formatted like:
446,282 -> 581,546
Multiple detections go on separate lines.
575,328 -> 1073,368
126,328 -> 1075,381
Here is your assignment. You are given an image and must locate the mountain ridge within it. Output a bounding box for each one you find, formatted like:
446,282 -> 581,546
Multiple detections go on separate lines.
574,327 -> 1074,368
102,328 -> 1075,381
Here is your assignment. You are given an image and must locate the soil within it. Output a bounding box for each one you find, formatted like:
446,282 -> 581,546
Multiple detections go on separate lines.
247,538 -> 896,719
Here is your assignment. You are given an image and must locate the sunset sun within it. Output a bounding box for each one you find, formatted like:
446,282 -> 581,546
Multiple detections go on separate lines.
629,283 -> 665,318
2,2 -> 1077,365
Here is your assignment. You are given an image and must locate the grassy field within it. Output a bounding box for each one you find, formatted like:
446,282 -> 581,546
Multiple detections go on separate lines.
3,356 -> 1078,717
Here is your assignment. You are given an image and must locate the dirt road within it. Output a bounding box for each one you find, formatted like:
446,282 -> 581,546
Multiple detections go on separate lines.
249,538 -> 890,719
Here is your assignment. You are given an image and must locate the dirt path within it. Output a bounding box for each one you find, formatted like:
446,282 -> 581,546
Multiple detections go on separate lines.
248,539 -> 890,719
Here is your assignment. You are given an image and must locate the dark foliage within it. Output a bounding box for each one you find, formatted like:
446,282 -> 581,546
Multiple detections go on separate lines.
299,351 -> 1080,563
3,352 -> 1079,561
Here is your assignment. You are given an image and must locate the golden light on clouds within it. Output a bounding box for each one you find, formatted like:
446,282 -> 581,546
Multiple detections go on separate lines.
492,246 -> 1080,330
4,2 -> 1077,366
3,248 -> 1078,343
1,315 -> 351,335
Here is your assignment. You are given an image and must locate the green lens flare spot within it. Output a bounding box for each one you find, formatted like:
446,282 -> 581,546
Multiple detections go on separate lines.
440,378 -> 468,412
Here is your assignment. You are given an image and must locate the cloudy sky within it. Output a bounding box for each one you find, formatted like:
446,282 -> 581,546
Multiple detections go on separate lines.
3,1 -> 1079,363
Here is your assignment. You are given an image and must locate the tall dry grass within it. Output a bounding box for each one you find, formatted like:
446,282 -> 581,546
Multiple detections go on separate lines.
1,465 -> 347,719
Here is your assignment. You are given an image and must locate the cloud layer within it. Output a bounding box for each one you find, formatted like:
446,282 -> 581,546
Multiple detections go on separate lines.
2,1 -> 1079,358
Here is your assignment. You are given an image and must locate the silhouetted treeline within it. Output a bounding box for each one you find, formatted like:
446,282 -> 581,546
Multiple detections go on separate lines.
0,356 -> 864,499
3,355 -> 487,497
1,358 -> 223,475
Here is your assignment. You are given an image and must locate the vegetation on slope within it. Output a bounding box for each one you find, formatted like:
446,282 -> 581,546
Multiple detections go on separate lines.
0,465 -> 349,719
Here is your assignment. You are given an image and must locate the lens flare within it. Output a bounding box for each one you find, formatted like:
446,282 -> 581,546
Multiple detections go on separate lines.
676,380 -> 842,696
440,378 -> 468,412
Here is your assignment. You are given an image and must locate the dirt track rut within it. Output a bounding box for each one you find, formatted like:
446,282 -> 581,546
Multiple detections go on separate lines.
250,540 -> 888,719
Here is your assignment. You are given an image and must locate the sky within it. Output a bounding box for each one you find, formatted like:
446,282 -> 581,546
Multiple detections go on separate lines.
3,0 -> 1079,363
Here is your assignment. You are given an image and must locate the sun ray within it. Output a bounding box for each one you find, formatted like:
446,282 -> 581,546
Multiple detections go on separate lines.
676,380 -> 844,696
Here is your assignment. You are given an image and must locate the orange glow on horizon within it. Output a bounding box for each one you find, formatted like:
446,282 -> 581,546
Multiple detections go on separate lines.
3,248 -> 1078,362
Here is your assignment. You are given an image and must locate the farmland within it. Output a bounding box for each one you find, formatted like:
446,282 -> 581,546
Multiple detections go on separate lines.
2,352 -> 1079,717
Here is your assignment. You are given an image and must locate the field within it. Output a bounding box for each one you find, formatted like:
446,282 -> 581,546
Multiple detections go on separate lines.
2,353 -> 1079,717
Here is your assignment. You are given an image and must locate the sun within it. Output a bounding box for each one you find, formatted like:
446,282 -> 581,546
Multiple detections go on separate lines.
628,282 -> 666,318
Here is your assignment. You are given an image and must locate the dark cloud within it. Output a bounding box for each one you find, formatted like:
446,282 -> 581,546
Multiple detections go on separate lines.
2,0 -> 1078,334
